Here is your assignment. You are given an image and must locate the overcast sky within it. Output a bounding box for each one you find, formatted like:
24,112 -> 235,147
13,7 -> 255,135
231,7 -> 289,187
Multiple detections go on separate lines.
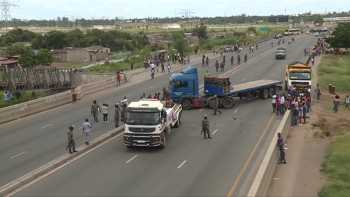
10,0 -> 349,20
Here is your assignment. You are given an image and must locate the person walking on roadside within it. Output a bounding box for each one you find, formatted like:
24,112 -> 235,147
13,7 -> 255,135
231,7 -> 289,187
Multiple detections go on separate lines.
71,89 -> 77,104
167,63 -> 171,73
345,95 -> 350,110
102,103 -> 109,123
82,118 -> 92,145
114,103 -> 121,127
2,92 -> 9,102
277,136 -> 286,164
306,94 -> 311,112
91,100 -> 101,122
31,89 -> 36,98
333,95 -> 340,113
116,72 -> 121,87
272,93 -> 277,113
315,84 -> 321,100
215,60 -> 219,72
67,125 -> 78,154
206,56 -> 209,67
201,114 -> 211,139
298,104 -> 303,125
302,102 -> 307,124
230,56 -> 234,66
213,95 -> 222,115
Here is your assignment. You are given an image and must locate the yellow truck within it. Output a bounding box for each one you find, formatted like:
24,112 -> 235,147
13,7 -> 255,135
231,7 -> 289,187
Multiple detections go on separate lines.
285,61 -> 312,91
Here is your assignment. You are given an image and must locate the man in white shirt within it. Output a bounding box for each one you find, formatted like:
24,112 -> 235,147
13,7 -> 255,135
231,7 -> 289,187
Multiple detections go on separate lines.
280,94 -> 285,115
272,94 -> 277,113
82,118 -> 92,145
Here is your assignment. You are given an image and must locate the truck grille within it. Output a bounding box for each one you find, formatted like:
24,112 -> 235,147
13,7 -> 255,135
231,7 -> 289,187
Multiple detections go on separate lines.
128,127 -> 156,132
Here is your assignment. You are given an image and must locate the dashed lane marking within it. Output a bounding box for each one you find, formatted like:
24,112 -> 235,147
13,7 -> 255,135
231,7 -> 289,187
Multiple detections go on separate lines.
11,151 -> 26,159
177,160 -> 187,169
212,129 -> 218,135
234,109 -> 238,113
40,124 -> 53,129
126,155 -> 138,163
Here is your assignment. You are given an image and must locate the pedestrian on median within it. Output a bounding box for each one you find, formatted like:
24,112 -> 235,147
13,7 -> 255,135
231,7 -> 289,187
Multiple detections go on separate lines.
82,118 -> 92,145
91,100 -> 101,122
102,103 -> 109,123
201,114 -> 211,139
114,103 -> 121,127
67,125 -> 77,154
167,63 -> 171,73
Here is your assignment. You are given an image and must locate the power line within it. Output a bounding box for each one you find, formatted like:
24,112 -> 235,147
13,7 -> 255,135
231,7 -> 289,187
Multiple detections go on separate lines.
1,0 -> 18,32
177,9 -> 195,21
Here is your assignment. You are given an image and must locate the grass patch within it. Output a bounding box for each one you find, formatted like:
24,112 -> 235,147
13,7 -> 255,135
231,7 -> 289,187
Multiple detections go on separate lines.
318,55 -> 350,91
0,90 -> 41,108
319,135 -> 350,197
314,131 -> 327,138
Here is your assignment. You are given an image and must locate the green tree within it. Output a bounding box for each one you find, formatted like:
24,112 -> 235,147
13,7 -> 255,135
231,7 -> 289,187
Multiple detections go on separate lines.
172,32 -> 188,56
47,30 -> 67,49
192,22 -> 208,40
5,45 -> 28,56
36,48 -> 54,67
247,26 -> 257,34
31,34 -> 47,49
326,22 -> 350,48
18,48 -> 37,68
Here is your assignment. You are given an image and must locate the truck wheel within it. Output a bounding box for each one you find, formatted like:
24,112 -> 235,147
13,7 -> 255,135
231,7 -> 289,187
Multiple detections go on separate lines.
260,89 -> 269,99
208,98 -> 216,109
222,98 -> 234,109
268,87 -> 275,98
181,100 -> 191,110
160,136 -> 166,149
178,112 -> 182,125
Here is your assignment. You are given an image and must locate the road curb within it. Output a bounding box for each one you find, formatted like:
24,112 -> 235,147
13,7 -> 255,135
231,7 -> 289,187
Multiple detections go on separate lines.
0,126 -> 125,197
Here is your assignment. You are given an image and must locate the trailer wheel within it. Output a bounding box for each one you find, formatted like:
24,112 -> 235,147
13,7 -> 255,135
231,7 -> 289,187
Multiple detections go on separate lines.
268,87 -> 275,98
178,112 -> 182,125
260,89 -> 269,99
159,135 -> 166,149
208,98 -> 216,109
222,98 -> 234,109
181,100 -> 191,110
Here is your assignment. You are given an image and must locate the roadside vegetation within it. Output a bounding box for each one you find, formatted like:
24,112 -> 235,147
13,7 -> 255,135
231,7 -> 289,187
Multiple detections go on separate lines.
0,90 -> 41,108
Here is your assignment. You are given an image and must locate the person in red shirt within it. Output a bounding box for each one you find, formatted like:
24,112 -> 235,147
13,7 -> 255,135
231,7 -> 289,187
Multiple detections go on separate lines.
116,73 -> 121,86
276,96 -> 281,115
306,94 -> 311,113
152,93 -> 158,100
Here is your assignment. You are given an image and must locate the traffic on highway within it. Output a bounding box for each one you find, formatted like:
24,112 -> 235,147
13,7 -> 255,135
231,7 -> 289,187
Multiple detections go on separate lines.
0,34 -> 319,197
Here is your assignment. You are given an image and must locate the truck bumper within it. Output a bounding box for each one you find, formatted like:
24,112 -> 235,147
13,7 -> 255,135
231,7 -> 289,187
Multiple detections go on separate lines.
123,134 -> 162,147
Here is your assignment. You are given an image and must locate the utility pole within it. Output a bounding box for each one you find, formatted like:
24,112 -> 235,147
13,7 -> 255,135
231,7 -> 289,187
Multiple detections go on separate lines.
1,0 -> 18,32
177,9 -> 195,30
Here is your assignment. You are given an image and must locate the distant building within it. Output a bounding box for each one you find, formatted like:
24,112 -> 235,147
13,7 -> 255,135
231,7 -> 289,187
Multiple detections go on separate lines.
52,46 -> 111,62
12,42 -> 32,47
159,23 -> 181,29
0,60 -> 19,68
93,25 -> 115,30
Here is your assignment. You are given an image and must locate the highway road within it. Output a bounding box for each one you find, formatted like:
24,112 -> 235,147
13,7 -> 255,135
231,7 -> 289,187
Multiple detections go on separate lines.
7,34 -> 320,196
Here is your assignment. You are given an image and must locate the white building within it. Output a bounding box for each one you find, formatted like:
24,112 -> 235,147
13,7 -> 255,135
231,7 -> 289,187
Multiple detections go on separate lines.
93,25 -> 115,30
159,23 -> 181,29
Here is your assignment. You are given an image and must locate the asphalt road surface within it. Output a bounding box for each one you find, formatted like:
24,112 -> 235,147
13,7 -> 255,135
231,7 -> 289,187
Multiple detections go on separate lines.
8,34 -> 320,196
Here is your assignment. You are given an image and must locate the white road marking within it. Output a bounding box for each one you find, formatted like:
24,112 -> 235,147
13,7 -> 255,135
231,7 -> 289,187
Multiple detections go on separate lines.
278,68 -> 280,70
78,126 -> 83,129
212,129 -> 218,135
40,124 -> 53,129
242,79 -> 245,81
177,160 -> 187,169
199,108 -> 204,111
150,86 -> 154,88
259,68 -> 261,69
11,151 -> 26,159
126,155 -> 138,163
251,73 -> 253,75
234,109 -> 238,113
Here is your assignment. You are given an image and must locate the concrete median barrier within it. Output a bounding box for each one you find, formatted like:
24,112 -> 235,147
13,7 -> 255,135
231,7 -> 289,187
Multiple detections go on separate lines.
28,96 -> 57,115
0,105 -> 18,123
54,90 -> 72,106
13,102 -> 32,119
0,125 -> 126,197
247,110 -> 291,197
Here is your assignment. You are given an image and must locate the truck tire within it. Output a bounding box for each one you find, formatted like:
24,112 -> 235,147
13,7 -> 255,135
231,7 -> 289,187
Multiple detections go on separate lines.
260,89 -> 269,99
159,135 -> 166,149
268,87 -> 275,98
208,98 -> 216,109
222,98 -> 234,109
178,112 -> 182,125
181,100 -> 191,110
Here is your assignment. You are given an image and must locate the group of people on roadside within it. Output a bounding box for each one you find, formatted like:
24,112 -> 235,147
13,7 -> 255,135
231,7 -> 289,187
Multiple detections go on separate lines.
2,91 -> 22,102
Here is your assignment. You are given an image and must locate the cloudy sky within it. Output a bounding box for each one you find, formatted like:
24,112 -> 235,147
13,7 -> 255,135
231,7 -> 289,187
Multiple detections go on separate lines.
10,0 -> 349,20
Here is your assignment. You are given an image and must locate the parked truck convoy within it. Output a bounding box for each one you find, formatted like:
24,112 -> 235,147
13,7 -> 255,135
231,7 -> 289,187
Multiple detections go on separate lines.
275,47 -> 286,59
123,99 -> 182,149
285,61 -> 312,91
169,66 -> 283,110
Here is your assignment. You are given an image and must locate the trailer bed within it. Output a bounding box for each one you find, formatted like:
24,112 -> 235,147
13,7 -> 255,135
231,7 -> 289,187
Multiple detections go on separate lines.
204,79 -> 283,96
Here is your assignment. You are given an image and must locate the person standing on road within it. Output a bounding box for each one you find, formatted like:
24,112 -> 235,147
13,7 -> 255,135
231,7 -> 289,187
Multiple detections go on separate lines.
102,103 -> 109,123
205,71 -> 210,77
215,60 -> 219,72
116,72 -> 121,87
82,119 -> 92,145
201,114 -> 211,139
67,125 -> 78,154
91,100 -> 101,122
167,63 -> 171,73
280,94 -> 285,115
272,93 -> 277,113
114,103 -> 121,128
314,84 -> 321,100
230,56 -> 234,66
213,95 -> 222,115
220,61 -> 225,72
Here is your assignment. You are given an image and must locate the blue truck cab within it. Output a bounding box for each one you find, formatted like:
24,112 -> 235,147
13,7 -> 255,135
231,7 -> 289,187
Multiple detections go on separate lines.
168,66 -> 200,109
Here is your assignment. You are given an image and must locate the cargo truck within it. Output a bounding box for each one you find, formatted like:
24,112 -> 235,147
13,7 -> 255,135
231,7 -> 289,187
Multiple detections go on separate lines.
168,66 -> 283,110
123,99 -> 182,149
285,61 -> 312,91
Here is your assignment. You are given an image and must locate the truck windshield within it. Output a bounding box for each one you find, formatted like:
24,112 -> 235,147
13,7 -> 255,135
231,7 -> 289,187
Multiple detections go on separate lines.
289,72 -> 311,80
125,112 -> 161,125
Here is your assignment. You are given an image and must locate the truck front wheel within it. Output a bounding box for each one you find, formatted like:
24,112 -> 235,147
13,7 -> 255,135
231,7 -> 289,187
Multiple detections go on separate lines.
181,100 -> 191,110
